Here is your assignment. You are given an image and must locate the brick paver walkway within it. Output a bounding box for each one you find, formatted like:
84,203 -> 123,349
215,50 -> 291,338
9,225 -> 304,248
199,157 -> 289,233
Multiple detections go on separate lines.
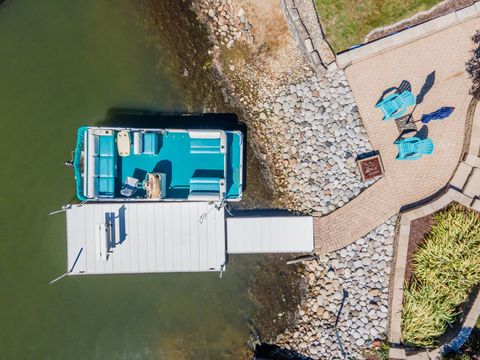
314,16 -> 480,254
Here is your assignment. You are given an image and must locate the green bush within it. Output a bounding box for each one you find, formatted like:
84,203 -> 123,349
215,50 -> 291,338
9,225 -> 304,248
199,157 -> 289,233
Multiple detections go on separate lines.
402,205 -> 480,347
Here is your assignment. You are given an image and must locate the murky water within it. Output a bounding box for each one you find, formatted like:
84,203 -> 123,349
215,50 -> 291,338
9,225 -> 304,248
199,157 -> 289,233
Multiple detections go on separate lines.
0,1 -> 270,358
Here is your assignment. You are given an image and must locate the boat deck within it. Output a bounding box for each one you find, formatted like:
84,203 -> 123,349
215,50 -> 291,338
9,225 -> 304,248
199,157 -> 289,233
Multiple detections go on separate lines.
118,131 -> 226,199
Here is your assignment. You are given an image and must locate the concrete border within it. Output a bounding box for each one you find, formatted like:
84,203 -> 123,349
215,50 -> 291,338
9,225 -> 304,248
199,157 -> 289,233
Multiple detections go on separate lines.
336,2 -> 480,68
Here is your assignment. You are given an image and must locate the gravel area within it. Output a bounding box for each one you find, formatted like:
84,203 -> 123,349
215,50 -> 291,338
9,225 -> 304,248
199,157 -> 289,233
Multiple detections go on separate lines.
275,216 -> 397,359
266,69 -> 375,214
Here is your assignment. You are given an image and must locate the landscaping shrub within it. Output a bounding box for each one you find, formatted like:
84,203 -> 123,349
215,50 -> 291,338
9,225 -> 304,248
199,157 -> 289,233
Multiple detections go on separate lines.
402,205 -> 480,347
467,30 -> 480,98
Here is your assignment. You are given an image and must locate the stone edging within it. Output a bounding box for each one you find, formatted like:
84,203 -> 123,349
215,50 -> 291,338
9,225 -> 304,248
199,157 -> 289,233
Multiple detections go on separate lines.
282,0 -> 336,70
336,2 -> 480,69
387,97 -> 480,359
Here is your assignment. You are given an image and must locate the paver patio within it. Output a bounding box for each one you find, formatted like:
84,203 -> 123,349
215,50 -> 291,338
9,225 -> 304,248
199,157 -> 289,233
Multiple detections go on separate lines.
314,15 -> 480,254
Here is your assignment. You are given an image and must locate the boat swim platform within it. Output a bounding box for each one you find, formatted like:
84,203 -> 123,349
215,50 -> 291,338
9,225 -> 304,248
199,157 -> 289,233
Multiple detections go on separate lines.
65,202 -> 314,275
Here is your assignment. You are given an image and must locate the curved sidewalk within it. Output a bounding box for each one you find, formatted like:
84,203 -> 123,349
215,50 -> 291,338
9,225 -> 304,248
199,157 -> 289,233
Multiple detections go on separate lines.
314,13 -> 480,254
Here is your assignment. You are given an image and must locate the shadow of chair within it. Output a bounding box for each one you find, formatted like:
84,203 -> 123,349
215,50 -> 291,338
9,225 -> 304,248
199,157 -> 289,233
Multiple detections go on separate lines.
416,71 -> 436,105
376,80 -> 412,106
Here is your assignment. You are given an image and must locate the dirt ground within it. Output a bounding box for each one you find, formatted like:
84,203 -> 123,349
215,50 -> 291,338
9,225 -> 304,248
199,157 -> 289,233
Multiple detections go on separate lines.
233,0 -> 304,82
405,213 -> 436,283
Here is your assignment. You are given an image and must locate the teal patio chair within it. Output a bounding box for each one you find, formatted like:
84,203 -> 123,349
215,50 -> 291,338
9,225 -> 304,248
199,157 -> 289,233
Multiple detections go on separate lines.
375,91 -> 415,120
394,137 -> 434,160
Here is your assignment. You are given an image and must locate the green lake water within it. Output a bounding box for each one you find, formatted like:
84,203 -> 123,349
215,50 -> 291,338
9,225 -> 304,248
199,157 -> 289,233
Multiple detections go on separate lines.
0,0 -> 256,358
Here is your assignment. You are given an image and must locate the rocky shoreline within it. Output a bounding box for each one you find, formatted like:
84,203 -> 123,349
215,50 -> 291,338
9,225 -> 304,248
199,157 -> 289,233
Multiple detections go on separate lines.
193,0 -> 376,213
266,70 -> 375,214
186,1 -> 399,359
190,1 -> 394,358
275,216 -> 397,359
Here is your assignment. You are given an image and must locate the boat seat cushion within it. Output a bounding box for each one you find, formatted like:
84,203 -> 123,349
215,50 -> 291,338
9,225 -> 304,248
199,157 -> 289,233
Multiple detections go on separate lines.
99,135 -> 115,156
89,134 -> 117,198
98,177 -> 115,198
190,138 -> 222,154
143,133 -> 159,155
99,157 -> 115,178
189,177 -> 221,193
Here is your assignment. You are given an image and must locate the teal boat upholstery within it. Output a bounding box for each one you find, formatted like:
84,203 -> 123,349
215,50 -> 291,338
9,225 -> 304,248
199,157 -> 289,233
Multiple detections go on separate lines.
97,134 -> 116,197
143,133 -> 159,155
190,138 -> 223,154
189,130 -> 226,154
375,91 -> 415,120
190,177 -> 222,193
99,135 -> 115,156
85,132 -> 116,198
188,177 -> 225,200
395,136 -> 434,160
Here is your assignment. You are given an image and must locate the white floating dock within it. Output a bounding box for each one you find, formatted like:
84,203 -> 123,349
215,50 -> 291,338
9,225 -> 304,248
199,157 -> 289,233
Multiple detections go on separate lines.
226,216 -> 314,254
66,202 -> 226,274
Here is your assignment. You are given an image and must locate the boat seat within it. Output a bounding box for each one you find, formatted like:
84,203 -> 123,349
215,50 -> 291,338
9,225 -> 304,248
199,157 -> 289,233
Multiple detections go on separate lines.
99,135 -> 115,156
98,177 -> 115,197
189,130 -> 226,154
188,177 -> 225,200
143,133 -> 159,155
190,138 -> 223,154
99,157 -> 115,178
94,133 -> 117,198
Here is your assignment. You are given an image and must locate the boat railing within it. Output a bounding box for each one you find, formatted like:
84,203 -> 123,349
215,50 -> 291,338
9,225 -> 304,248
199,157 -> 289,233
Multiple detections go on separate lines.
74,126 -> 88,202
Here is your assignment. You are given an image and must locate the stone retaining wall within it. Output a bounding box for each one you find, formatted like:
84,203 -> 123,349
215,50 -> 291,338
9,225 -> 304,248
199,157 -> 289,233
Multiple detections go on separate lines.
282,0 -> 335,70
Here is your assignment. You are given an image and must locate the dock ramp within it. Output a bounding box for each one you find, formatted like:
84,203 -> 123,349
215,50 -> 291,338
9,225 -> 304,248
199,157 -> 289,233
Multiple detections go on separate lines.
66,202 -> 226,274
226,216 -> 314,254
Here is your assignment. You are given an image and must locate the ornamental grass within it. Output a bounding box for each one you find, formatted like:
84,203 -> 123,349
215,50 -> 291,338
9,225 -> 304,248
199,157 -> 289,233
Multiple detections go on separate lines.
402,205 -> 480,347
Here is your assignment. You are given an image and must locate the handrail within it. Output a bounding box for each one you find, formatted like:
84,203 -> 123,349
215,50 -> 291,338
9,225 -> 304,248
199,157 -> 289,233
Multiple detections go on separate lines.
74,126 -> 88,201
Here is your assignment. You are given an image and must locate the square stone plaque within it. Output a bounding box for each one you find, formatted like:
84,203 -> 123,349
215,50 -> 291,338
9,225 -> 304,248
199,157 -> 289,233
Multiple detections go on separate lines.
357,154 -> 384,181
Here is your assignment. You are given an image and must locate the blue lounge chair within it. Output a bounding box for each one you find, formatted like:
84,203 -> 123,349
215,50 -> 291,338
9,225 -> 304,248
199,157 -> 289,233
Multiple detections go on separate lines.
376,91 -> 415,120
395,137 -> 434,160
